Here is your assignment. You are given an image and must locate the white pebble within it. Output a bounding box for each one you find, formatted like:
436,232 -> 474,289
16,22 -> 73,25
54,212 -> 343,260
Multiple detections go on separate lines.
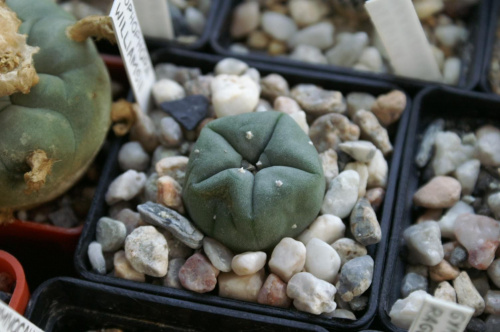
231,251 -> 267,276
443,57 -> 461,85
305,238 -> 341,283
339,140 -> 377,163
297,214 -> 345,246
476,125 -> 500,167
286,272 -> 337,315
218,270 -> 266,302
367,149 -> 388,189
438,201 -> 474,239
203,237 -> 234,272
211,74 -> 260,118
185,7 -> 206,35
118,141 -> 150,171
152,79 -> 186,105
105,170 -> 147,205
269,237 -> 306,282
287,22 -> 335,50
455,159 -> 480,195
215,58 -> 249,76
261,11 -> 298,41
125,226 -> 169,277
321,170 -> 360,218
88,241 -> 107,275
389,290 -> 433,330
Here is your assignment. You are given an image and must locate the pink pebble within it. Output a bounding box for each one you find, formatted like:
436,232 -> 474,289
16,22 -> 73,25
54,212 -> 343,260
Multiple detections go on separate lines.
179,253 -> 219,293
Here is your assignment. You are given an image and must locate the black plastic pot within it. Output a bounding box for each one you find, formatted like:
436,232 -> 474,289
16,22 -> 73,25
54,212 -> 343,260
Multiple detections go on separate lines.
210,0 -> 489,94
378,86 -> 500,331
25,277 -> 328,331
74,48 -> 412,331
480,0 -> 500,93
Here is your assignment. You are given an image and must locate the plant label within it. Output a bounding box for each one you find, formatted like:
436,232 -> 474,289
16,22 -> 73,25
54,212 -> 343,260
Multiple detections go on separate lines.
0,300 -> 43,332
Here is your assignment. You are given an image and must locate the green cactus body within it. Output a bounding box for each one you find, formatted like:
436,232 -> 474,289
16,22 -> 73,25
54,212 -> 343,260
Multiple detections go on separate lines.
183,112 -> 325,252
0,0 -> 111,210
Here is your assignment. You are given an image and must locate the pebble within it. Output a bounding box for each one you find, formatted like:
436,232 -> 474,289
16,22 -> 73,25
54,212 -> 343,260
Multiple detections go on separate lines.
471,273 -> 491,297
309,113 -> 360,152
254,99 -> 272,112
163,258 -> 185,289
339,140 -> 377,163
488,192 -> 500,219
218,269 -> 265,302
484,291 -> 500,315
160,95 -> 209,131
118,142 -> 150,172
353,110 -> 393,156
185,7 -> 206,35
211,74 -> 260,118
413,176 -> 461,209
435,24 -> 468,48
152,79 -> 186,105
185,76 -> 213,99
297,214 -> 345,246
429,259 -> 460,281
268,237 -> 306,282
414,0 -> 444,19
325,32 -> 369,67
178,253 -> 219,293
370,90 -> 406,127
350,197 -> 382,246
346,92 -> 376,118
365,188 -> 385,212
105,170 -> 147,205
96,217 -> 127,252
438,201 -> 474,238
449,245 -> 469,268
130,109 -> 159,153
261,11 -> 298,41
273,96 -> 301,114
467,318 -> 487,332
403,221 -> 444,266
305,238 -> 341,283
415,119 -> 445,168
155,64 -> 201,85
230,1 -> 260,38
434,281 -> 457,302
319,149 -> 339,187
260,74 -> 289,101
244,67 -> 261,83
443,57 -> 461,85
326,309 -> 356,320
161,230 -> 193,260
486,315 -> 500,332
321,170 -> 360,218
288,0 -> 327,27
336,255 -> 374,302
155,156 -> 189,183
48,205 -> 79,228
257,273 -> 292,308
289,45 -> 328,64
287,22 -> 335,50
290,84 -> 346,115
137,202 -> 204,249
88,241 -> 107,275
142,173 -> 159,203
367,149 -> 388,189
214,58 -> 249,76
432,131 -> 475,175
267,40 -> 288,55
455,159 -> 481,196
230,43 -> 250,54
356,47 -> 383,73
331,238 -> 368,267
125,226 -> 169,277
287,272 -> 337,315
113,250 -> 145,282
157,176 -> 184,213
158,117 -> 183,148
203,237 -> 234,273
389,290 -> 433,330
401,272 -> 428,298
349,296 -> 368,312
455,214 -> 500,270
476,125 -> 500,167
247,30 -> 270,50
169,3 -> 191,36
488,259 -> 500,288
231,251 -> 267,276
453,271 -> 485,316
345,162 -> 368,197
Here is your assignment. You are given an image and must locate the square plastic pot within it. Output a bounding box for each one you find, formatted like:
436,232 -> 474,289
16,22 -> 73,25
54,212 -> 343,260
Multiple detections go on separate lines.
378,86 -> 500,331
25,277 -> 328,332
210,0 -> 489,93
0,250 -> 30,316
480,0 -> 500,93
74,48 -> 412,331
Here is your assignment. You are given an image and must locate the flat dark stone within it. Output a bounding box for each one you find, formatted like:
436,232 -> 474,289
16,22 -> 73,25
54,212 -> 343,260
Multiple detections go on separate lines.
160,95 -> 209,131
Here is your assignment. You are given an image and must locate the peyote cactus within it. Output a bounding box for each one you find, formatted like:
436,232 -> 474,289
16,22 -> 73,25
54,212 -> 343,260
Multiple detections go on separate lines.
0,0 -> 113,222
183,111 -> 326,252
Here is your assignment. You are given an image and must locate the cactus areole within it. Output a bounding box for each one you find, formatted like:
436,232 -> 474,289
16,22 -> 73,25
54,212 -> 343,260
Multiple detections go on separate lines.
183,112 -> 326,252
0,0 -> 112,216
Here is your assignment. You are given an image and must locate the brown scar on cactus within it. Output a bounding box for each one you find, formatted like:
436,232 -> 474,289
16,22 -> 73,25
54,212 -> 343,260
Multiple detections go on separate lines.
0,0 -> 39,96
24,149 -> 56,194
66,15 -> 116,44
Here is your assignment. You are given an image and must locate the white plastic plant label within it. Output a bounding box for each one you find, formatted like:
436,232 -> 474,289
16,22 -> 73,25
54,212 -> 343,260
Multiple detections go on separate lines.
0,300 -> 43,332
409,296 -> 474,332
132,0 -> 174,40
110,0 -> 155,113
